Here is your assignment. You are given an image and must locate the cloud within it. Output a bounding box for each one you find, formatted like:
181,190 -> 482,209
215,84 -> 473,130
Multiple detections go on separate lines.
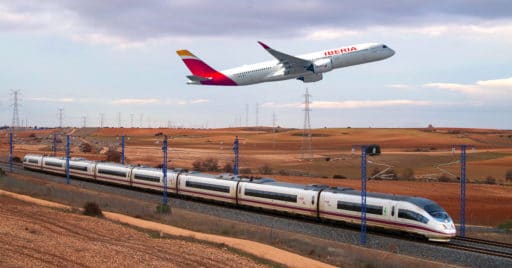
112,98 -> 160,105
190,99 -> 209,104
424,77 -> 512,98
163,98 -> 210,105
387,84 -> 411,90
2,1 -> 512,47
28,97 -> 75,103
263,99 -> 432,109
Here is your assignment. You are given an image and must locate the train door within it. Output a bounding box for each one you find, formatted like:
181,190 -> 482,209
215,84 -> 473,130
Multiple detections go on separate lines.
390,201 -> 397,220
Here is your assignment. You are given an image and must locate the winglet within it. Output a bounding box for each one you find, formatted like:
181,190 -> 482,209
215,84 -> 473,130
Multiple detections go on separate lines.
257,41 -> 270,50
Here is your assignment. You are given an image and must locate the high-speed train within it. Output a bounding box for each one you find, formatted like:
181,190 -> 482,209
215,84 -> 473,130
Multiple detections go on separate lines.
23,154 -> 456,241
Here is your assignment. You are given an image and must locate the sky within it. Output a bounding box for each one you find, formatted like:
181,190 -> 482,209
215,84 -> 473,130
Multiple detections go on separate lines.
1,0 -> 511,129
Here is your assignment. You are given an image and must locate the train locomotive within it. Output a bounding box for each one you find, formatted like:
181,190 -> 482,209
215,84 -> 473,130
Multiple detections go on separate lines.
23,154 -> 456,241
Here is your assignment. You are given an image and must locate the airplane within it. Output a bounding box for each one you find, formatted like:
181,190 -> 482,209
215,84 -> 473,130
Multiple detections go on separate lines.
177,41 -> 395,86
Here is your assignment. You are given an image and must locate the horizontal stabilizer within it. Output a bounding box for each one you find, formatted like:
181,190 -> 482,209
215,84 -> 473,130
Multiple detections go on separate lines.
187,75 -> 212,82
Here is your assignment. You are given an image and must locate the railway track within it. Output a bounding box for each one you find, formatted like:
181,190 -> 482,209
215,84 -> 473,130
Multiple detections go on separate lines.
441,236 -> 512,260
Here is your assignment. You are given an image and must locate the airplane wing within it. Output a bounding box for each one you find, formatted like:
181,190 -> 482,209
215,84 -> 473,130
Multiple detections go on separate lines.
258,41 -> 312,75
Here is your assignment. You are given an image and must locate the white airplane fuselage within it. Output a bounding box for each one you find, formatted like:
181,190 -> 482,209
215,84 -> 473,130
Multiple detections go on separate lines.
178,42 -> 395,86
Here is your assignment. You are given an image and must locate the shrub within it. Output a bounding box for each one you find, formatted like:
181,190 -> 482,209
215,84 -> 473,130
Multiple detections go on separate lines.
485,176 -> 496,185
223,163 -> 233,173
333,174 -> 346,179
438,174 -> 454,183
506,169 -> 512,182
12,156 -> 22,163
259,164 -> 273,175
79,142 -> 92,153
278,169 -> 290,176
83,202 -> 103,217
105,147 -> 121,162
191,158 -> 219,172
192,160 -> 202,171
202,158 -> 219,171
240,168 -> 252,174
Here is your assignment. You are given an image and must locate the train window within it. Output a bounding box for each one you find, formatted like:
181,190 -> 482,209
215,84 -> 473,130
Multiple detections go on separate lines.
28,159 -> 39,164
98,168 -> 126,177
337,201 -> 383,215
44,161 -> 63,168
398,209 -> 429,224
134,173 -> 160,183
186,181 -> 230,193
69,165 -> 88,172
245,188 -> 297,203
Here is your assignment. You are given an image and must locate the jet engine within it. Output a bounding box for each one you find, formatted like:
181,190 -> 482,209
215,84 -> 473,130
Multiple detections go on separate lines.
307,58 -> 333,73
298,73 -> 323,83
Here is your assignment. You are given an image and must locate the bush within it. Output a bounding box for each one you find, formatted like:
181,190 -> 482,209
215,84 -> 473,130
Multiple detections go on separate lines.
485,176 -> 496,185
223,163 -> 233,173
191,158 -> 219,172
333,174 -> 346,179
105,147 -> 121,162
79,142 -> 92,153
192,160 -> 202,171
202,158 -> 219,172
83,202 -> 103,217
258,164 -> 273,175
12,156 -> 22,163
240,168 -> 252,174
278,169 -> 290,176
438,174 -> 454,182
506,169 -> 512,182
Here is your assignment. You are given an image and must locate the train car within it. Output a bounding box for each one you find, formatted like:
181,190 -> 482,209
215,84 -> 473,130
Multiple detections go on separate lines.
318,187 -> 456,241
237,180 -> 326,218
41,156 -> 66,175
177,172 -> 238,204
68,158 -> 96,179
131,167 -> 178,192
23,154 -> 44,170
95,162 -> 132,186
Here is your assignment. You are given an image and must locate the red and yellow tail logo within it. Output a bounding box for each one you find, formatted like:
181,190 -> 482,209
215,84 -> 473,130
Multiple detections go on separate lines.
176,50 -> 237,85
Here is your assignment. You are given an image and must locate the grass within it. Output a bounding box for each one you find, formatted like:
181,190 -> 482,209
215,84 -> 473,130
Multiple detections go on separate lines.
498,220 -> 512,232
133,227 -> 285,268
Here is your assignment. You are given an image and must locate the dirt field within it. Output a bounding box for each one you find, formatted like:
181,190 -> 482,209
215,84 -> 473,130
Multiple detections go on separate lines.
1,127 -> 512,227
0,194 -> 273,267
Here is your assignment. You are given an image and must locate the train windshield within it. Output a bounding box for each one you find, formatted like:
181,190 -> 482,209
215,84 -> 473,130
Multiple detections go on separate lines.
424,203 -> 451,222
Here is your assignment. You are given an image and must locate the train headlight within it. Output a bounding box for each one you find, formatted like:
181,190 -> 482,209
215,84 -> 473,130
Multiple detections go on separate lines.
442,224 -> 448,230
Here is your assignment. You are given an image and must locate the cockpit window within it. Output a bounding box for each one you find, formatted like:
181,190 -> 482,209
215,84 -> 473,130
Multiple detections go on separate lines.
424,203 -> 451,222
382,45 -> 388,49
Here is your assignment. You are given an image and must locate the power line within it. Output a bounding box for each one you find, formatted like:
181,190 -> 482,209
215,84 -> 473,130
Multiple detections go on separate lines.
100,113 -> 104,128
245,104 -> 249,127
255,102 -> 259,127
58,108 -> 63,128
10,89 -> 21,130
301,88 -> 313,161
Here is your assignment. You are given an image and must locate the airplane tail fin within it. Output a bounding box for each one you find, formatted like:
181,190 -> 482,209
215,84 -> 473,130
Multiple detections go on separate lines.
176,50 -> 218,77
